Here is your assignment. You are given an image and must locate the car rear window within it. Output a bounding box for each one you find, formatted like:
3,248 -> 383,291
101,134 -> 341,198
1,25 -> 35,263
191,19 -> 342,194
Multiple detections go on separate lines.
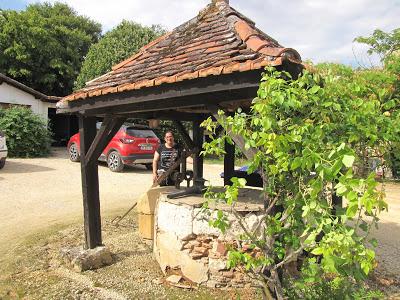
126,128 -> 157,138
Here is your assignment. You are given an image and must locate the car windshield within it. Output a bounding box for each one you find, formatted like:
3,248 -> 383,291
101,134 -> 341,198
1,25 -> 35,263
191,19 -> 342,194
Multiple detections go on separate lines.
126,128 -> 157,138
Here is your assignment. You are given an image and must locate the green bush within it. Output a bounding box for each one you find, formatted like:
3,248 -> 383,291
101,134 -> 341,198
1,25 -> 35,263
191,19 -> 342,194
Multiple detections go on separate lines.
0,106 -> 52,157
390,144 -> 400,179
284,277 -> 384,300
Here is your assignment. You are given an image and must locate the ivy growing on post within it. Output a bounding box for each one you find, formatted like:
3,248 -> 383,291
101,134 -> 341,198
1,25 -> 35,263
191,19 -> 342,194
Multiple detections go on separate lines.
201,66 -> 399,299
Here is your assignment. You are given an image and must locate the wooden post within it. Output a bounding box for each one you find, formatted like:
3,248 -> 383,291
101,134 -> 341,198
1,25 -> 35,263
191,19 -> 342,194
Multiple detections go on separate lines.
192,120 -> 205,187
224,140 -> 235,186
79,115 -> 102,249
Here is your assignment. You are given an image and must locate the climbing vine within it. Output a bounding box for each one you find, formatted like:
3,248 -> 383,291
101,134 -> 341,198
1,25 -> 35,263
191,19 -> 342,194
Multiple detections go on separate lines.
201,64 -> 399,299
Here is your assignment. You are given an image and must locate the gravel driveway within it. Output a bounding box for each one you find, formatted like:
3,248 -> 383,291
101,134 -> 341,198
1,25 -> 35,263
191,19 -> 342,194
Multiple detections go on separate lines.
0,148 -> 399,283
0,147 -> 223,256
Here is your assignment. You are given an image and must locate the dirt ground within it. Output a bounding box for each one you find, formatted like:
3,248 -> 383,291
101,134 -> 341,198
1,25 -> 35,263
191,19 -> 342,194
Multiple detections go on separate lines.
0,147 -> 399,298
0,147 -> 223,257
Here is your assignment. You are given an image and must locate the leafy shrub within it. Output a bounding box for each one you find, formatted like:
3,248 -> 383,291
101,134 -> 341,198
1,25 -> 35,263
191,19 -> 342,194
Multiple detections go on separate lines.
284,277 -> 384,300
389,144 -> 400,179
0,106 -> 52,157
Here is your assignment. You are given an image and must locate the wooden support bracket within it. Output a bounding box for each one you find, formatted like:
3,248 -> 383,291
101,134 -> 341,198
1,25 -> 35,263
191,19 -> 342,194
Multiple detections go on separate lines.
85,115 -> 126,165
208,105 -> 258,160
173,120 -> 195,149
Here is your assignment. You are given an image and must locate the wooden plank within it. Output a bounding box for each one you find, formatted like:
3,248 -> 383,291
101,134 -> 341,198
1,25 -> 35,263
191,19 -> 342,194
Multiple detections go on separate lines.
85,115 -> 126,165
79,115 -> 102,249
224,140 -> 235,186
209,105 -> 258,160
173,120 -> 195,149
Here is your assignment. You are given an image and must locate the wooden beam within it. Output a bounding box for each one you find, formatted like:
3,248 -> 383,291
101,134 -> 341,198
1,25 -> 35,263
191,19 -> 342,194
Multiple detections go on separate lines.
126,111 -> 206,121
58,70 -> 262,115
224,140 -> 235,186
85,115 -> 126,165
79,115 -> 102,249
209,105 -> 258,160
78,87 -> 257,117
173,120 -> 195,149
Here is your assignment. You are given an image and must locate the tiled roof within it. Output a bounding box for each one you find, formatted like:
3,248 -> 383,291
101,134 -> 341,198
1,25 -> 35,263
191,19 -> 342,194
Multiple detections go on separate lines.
60,0 -> 301,104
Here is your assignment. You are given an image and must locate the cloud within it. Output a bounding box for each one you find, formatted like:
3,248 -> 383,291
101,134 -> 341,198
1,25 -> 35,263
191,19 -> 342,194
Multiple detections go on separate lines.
28,0 -> 399,66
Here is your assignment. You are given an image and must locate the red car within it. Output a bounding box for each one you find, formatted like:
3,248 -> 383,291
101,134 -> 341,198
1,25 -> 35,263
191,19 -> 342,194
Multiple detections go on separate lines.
67,123 -> 160,172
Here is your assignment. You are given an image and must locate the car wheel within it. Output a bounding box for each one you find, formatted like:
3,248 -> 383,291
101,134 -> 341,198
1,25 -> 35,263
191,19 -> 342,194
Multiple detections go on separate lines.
68,143 -> 80,162
145,163 -> 152,170
0,158 -> 5,169
107,151 -> 124,172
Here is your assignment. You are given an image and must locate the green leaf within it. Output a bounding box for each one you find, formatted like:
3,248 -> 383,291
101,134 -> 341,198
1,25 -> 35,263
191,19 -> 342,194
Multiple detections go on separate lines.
311,247 -> 323,255
291,157 -> 302,170
309,85 -> 320,94
369,238 -> 378,247
346,202 -> 359,218
335,182 -> 347,195
342,155 -> 355,168
238,178 -> 247,187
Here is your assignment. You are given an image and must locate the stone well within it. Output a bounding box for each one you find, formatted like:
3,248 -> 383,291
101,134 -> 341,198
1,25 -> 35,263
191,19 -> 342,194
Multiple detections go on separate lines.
152,188 -> 265,288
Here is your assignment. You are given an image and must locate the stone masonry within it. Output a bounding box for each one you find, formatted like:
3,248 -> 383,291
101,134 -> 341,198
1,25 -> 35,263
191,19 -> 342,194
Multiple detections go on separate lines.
153,188 -> 264,287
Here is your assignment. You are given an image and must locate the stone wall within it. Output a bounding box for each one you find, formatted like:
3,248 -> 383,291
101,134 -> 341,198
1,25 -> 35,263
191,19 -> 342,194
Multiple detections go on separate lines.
153,189 -> 264,287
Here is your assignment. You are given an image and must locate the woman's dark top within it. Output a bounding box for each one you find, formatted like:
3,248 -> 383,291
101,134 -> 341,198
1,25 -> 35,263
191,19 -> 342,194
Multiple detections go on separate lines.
157,143 -> 180,171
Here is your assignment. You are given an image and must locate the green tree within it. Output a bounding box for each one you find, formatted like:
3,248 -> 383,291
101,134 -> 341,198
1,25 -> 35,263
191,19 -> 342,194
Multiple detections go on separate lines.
355,28 -> 400,177
355,28 -> 400,60
75,21 -> 164,89
0,2 -> 101,96
0,106 -> 52,157
201,65 -> 398,299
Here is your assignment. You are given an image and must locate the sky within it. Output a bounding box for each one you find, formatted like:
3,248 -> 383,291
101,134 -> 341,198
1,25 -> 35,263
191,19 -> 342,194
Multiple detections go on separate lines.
1,0 -> 399,67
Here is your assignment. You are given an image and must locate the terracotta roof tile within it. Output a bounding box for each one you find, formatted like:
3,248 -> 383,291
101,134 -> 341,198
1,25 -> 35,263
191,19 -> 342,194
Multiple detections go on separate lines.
62,1 -> 302,102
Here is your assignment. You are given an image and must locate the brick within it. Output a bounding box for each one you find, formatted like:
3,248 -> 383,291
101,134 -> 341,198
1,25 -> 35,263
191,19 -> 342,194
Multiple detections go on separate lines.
193,246 -> 208,255
222,270 -> 234,278
190,252 -> 206,259
215,241 -> 227,256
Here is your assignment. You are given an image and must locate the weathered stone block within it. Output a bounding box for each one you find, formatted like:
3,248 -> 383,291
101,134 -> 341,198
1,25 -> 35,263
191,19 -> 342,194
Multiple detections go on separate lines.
60,246 -> 113,272
138,213 -> 154,240
193,246 -> 208,255
137,186 -> 176,215
157,201 -> 193,239
209,257 -> 227,272
193,208 -> 221,236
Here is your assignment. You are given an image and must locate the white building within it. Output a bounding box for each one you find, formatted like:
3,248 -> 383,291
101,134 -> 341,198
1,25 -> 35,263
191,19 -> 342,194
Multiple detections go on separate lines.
0,73 -> 77,144
0,73 -> 59,122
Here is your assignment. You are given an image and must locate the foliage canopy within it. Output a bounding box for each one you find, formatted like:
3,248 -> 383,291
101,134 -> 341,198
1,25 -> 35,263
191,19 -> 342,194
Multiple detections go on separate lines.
74,21 -> 164,90
0,2 -> 101,96
0,106 -> 52,157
